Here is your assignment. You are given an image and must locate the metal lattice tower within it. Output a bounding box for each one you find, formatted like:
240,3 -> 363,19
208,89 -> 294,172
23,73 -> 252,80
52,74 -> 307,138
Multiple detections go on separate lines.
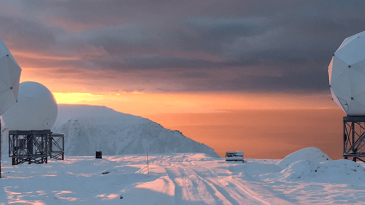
9,130 -> 64,165
343,116 -> 365,162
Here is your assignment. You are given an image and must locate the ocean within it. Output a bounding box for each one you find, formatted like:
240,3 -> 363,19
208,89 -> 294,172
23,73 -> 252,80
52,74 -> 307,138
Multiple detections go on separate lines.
147,109 -> 345,159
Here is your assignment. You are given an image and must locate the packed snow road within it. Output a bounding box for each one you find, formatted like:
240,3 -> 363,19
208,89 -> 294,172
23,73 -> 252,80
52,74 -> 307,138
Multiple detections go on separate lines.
162,158 -> 280,205
1,153 -> 365,204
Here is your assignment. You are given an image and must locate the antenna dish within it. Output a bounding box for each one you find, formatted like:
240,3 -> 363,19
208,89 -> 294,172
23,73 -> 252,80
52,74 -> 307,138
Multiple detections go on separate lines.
2,81 -> 58,130
328,31 -> 365,116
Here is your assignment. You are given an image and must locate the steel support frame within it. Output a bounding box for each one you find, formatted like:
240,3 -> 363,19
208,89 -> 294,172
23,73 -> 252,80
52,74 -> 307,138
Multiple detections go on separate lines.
9,130 -> 50,165
343,116 -> 365,162
8,130 -> 65,165
49,134 -> 64,160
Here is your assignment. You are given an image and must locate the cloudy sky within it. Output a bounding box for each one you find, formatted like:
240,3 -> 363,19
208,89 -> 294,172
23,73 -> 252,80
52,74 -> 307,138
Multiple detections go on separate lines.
1,0 -> 364,115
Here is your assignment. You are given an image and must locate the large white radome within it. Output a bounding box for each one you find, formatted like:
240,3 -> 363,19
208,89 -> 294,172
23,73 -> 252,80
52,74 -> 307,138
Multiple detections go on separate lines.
0,38 -> 22,115
2,82 -> 58,130
329,30 -> 365,116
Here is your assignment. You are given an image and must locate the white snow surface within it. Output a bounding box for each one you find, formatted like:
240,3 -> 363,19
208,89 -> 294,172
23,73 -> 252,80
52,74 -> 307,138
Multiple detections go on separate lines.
277,147 -> 331,169
52,105 -> 220,157
1,151 -> 365,204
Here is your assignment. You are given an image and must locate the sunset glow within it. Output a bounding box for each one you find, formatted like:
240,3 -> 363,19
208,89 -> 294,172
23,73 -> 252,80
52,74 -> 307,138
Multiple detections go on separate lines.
53,91 -> 336,116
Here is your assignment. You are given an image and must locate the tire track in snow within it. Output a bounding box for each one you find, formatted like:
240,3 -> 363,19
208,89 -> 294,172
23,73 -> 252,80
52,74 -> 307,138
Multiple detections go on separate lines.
180,166 -> 217,204
222,177 -> 270,205
190,165 -> 269,205
223,177 -> 293,205
160,154 -> 289,204
165,161 -> 270,205
191,167 -> 249,204
190,162 -> 293,205
186,166 -> 240,205
165,165 -> 185,205
165,163 -> 216,204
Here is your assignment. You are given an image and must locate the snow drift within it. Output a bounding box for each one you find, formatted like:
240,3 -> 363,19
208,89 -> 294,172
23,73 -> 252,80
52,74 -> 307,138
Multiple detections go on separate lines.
258,147 -> 365,185
262,159 -> 365,185
277,147 -> 331,169
281,159 -> 365,183
51,105 -> 220,157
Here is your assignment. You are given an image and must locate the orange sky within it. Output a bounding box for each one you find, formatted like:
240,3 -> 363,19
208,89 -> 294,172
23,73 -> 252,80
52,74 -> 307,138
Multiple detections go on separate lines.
51,91 -> 337,117
18,53 -> 337,117
14,48 -> 338,117
9,32 -> 337,118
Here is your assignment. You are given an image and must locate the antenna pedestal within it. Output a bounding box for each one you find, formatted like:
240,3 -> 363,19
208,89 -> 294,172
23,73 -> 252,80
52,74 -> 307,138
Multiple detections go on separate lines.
343,116 -> 365,162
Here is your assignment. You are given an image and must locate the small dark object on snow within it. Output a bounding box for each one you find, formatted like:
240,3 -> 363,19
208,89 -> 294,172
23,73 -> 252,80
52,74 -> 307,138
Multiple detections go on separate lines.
96,151 -> 102,159
120,196 -> 123,199
102,171 -> 109,174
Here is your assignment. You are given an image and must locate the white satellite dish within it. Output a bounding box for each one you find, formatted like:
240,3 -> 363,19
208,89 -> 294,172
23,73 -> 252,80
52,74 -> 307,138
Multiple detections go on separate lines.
2,81 -> 58,130
328,31 -> 365,116
0,38 -> 21,115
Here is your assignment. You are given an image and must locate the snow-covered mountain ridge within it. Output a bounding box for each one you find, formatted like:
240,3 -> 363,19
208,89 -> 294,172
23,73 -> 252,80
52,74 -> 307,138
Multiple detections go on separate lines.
51,105 -> 219,157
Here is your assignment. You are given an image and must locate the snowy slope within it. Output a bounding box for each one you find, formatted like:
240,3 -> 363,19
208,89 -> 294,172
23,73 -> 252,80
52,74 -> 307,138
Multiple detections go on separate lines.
51,105 -> 220,157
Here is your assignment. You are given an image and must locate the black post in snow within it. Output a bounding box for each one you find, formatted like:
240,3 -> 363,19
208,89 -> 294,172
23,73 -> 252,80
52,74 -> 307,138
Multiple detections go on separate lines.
0,120 -> 2,178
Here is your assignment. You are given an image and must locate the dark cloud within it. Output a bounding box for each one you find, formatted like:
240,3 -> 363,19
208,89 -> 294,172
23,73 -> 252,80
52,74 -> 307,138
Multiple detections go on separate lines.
0,16 -> 61,52
124,56 -> 218,69
2,0 -> 365,93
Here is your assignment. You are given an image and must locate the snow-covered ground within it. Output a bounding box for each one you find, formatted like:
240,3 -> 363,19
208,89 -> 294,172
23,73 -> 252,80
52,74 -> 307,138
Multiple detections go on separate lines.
1,147 -> 365,204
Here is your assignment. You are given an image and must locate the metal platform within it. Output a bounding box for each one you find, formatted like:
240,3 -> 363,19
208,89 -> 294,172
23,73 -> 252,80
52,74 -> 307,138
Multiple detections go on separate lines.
343,116 -> 365,162
9,130 -> 64,165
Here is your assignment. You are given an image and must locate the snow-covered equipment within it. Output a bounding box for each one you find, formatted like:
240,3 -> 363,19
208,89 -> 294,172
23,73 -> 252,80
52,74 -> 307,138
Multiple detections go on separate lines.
225,151 -> 244,161
329,31 -> 365,162
3,82 -> 64,165
0,39 -> 21,116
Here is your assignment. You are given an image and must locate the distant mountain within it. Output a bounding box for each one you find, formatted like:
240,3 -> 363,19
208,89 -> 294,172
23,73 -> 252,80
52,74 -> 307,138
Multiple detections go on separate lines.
45,105 -> 219,157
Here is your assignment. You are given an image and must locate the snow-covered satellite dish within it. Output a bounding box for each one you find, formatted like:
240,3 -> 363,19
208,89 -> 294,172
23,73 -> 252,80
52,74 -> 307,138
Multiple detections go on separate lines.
329,30 -> 365,116
2,81 -> 58,130
0,38 -> 21,115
